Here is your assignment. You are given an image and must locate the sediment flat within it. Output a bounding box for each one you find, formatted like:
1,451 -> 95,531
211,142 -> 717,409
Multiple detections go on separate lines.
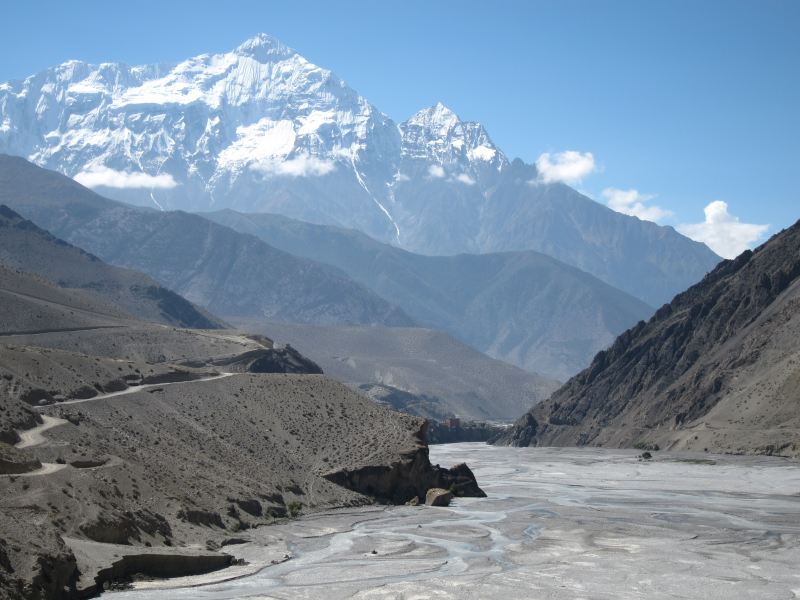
110,444 -> 800,600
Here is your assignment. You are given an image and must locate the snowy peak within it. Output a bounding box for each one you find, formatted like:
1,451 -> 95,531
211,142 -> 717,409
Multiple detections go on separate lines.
233,33 -> 297,61
400,102 -> 506,169
0,33 -> 394,185
406,102 -> 461,133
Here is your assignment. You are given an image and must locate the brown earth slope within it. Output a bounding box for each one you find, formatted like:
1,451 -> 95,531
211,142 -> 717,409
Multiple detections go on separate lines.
2,373 -> 476,599
496,219 -> 800,458
0,264 -> 481,600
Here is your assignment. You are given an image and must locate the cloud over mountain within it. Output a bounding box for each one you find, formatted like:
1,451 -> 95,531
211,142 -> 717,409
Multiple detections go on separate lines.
74,165 -> 178,189
252,153 -> 336,177
603,187 -> 672,223
678,200 -> 769,259
535,150 -> 596,184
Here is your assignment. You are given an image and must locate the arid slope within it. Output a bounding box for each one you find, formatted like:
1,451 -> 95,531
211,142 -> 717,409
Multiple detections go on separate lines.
497,219 -> 800,457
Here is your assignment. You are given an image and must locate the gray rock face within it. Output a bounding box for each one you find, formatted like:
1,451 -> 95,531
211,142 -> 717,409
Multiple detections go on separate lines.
208,210 -> 655,380
496,219 -> 800,457
0,155 -> 414,328
0,444 -> 41,474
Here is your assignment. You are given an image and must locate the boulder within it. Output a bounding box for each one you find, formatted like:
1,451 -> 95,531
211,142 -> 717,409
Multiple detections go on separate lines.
425,488 -> 453,507
443,463 -> 485,497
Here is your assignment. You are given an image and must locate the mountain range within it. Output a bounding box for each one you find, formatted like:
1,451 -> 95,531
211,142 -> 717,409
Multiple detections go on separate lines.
0,34 -> 720,307
0,155 -> 561,417
497,219 -> 800,457
208,209 -> 653,378
0,154 -> 413,328
1,156 -> 659,380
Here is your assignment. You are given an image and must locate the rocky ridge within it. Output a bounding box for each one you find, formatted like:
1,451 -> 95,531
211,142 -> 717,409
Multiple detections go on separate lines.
208,209 -> 654,379
496,219 -> 800,457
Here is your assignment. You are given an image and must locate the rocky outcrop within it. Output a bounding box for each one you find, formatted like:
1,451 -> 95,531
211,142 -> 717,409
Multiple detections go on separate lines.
0,410 -> 39,446
323,422 -> 485,503
496,219 -> 800,457
79,510 -> 172,546
177,509 -> 226,529
229,498 -> 263,517
211,346 -> 323,374
88,552 -> 233,597
0,528 -> 79,600
0,539 -> 11,573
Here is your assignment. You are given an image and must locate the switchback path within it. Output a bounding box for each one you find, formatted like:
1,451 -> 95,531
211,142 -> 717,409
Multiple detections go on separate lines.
15,415 -> 69,449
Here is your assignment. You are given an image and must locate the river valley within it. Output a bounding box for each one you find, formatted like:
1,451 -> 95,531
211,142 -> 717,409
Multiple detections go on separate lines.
109,444 -> 800,599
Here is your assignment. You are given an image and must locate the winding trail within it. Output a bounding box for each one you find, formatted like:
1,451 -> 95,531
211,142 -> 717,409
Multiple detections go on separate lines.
6,373 -> 236,479
18,462 -> 69,477
37,372 -> 236,409
15,415 -> 69,449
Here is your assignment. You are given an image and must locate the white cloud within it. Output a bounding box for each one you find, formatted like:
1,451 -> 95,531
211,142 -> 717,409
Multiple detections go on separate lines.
252,153 -> 336,177
602,187 -> 673,223
535,150 -> 596,184
393,172 -> 410,182
427,164 -> 446,178
74,165 -> 178,189
677,201 -> 769,259
454,173 -> 476,185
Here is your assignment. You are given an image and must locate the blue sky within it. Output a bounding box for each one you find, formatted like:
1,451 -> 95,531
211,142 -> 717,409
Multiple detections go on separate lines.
1,0 -> 797,255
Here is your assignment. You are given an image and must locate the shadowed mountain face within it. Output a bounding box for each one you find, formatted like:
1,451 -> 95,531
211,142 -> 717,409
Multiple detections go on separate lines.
207,210 -> 654,380
240,321 -> 560,422
496,219 -> 800,457
0,155 -> 413,328
0,35 -> 720,307
0,205 -> 223,329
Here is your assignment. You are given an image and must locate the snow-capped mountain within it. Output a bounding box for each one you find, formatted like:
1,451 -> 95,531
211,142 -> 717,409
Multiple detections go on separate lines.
0,34 -> 497,242
400,102 -> 506,170
0,34 -> 720,306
